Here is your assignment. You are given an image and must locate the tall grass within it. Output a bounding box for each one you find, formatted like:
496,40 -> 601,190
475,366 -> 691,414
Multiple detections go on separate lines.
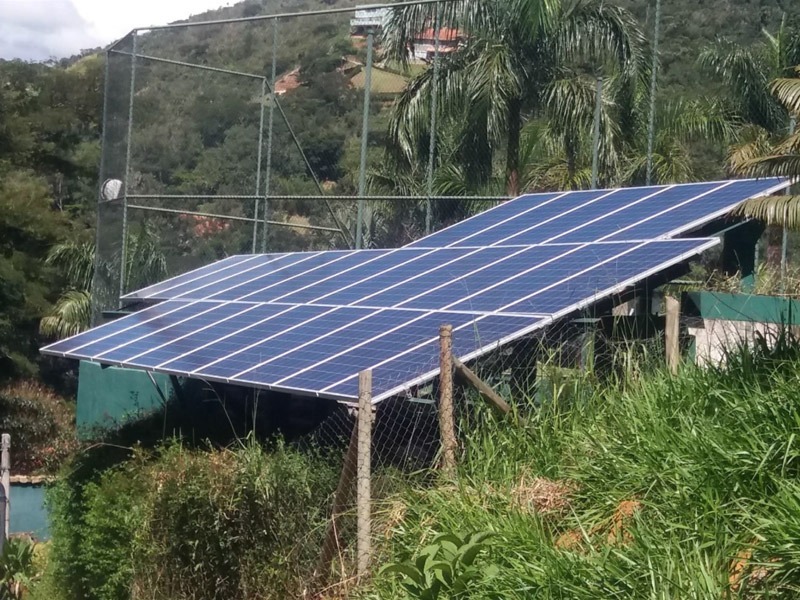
365,341 -> 800,598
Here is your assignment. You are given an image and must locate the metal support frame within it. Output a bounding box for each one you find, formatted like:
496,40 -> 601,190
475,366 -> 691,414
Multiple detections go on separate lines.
119,31 -> 138,302
91,50 -> 113,326
425,7 -> 442,236
262,18 -> 279,253
128,193 -> 511,202
356,30 -> 375,250
645,0 -> 662,186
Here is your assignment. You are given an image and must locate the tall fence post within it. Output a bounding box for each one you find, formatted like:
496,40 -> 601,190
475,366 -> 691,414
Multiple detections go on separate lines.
439,325 -> 456,476
425,6 -> 442,236
261,17 -> 279,253
665,295 -> 680,374
119,31 -> 138,302
356,370 -> 373,578
1,434 -> 10,542
252,76 -> 267,253
356,30 -> 375,250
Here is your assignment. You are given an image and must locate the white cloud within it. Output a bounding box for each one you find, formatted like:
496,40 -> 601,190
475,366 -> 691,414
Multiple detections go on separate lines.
0,0 -> 232,61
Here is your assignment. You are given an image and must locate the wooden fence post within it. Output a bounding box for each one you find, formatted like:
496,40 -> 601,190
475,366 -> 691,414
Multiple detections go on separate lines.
665,295 -> 680,374
356,370 -> 372,578
1,434 -> 9,541
439,325 -> 457,476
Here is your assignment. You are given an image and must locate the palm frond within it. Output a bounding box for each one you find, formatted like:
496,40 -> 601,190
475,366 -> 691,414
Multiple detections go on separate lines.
45,240 -> 95,290
735,194 -> 800,228
40,291 -> 92,340
770,70 -> 800,116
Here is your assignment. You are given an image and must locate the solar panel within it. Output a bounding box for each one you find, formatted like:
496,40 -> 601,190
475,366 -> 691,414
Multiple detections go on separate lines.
406,178 -> 789,248
44,178 -> 783,403
43,238 -> 717,402
122,240 -> 716,313
43,300 -> 545,402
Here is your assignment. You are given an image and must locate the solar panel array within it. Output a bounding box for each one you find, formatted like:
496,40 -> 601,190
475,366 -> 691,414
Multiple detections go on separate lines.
42,178 -> 789,403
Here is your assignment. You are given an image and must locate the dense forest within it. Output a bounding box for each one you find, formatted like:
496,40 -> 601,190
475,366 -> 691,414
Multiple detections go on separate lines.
1,0 -> 800,384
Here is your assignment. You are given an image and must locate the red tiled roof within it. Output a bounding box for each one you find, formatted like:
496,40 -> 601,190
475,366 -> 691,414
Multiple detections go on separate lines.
416,27 -> 462,42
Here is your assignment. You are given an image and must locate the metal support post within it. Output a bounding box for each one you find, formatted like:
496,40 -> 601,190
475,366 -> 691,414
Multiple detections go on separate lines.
645,0 -> 662,186
1,434 -> 9,541
253,77 -> 267,253
425,6 -> 442,235
356,370 -> 373,578
262,18 -> 279,252
119,32 -> 138,302
356,30 -> 374,250
591,77 -> 603,189
438,325 -> 456,476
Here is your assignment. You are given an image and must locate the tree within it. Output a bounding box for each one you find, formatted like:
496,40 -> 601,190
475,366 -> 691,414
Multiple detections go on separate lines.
728,67 -> 800,226
383,0 -> 645,196
701,18 -> 800,259
40,225 -> 168,340
0,171 -> 70,378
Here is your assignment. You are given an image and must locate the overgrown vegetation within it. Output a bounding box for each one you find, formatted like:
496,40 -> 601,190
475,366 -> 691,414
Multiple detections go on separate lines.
42,440 -> 337,600
0,381 -> 76,474
360,338 -> 800,598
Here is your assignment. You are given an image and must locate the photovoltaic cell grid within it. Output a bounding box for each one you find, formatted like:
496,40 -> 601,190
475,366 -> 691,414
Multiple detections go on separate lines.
44,238 -> 718,402
407,178 -> 789,248
121,240 -> 717,316
41,178 -> 788,403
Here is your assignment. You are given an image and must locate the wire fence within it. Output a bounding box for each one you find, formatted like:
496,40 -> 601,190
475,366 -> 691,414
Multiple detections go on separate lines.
92,0 -> 522,321
291,290 -> 681,583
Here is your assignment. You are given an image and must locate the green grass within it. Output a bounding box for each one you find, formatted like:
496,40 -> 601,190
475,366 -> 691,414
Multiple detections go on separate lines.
362,341 -> 800,599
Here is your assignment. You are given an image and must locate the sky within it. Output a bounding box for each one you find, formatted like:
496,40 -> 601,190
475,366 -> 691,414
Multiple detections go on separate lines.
0,0 -> 232,61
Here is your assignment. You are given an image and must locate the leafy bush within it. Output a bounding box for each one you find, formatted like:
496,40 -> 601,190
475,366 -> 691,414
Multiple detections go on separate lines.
381,532 -> 497,599
0,381 -> 76,474
44,441 -> 337,600
0,537 -> 36,600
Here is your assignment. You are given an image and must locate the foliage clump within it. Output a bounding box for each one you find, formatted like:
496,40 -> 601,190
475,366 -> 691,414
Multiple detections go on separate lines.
44,441 -> 337,600
364,341 -> 800,599
0,381 -> 76,474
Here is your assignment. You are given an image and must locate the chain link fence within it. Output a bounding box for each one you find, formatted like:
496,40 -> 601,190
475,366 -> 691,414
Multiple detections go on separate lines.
92,0 -> 517,321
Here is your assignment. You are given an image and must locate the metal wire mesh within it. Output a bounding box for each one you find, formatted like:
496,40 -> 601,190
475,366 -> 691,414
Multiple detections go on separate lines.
93,0 -> 518,320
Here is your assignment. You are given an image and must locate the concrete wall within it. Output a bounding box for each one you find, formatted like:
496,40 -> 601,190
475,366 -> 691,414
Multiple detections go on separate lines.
9,480 -> 49,540
686,291 -> 800,366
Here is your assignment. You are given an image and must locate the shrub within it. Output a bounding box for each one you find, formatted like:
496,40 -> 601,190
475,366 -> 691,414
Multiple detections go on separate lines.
44,441 -> 338,600
0,381 -> 76,474
132,441 -> 337,599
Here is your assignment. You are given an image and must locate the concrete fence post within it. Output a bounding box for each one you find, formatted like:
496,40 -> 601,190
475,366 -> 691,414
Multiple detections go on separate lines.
356,370 -> 373,578
439,325 -> 457,476
1,433 -> 10,542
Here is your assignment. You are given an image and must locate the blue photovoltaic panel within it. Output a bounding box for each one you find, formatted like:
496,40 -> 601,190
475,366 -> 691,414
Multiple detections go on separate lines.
46,177 -> 776,403
407,178 -> 789,248
115,240 -> 716,316
43,238 -> 717,401
42,300 -> 543,402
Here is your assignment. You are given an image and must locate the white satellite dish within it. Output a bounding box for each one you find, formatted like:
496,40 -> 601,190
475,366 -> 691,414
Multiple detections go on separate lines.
101,179 -> 123,201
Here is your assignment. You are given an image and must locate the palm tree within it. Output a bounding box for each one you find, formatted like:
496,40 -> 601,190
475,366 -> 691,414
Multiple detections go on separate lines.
383,0 -> 645,196
40,225 -> 168,339
700,18 -> 800,263
729,69 -> 800,226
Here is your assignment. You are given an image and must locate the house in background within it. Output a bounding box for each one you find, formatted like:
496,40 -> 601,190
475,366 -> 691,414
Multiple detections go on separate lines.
409,27 -> 464,62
